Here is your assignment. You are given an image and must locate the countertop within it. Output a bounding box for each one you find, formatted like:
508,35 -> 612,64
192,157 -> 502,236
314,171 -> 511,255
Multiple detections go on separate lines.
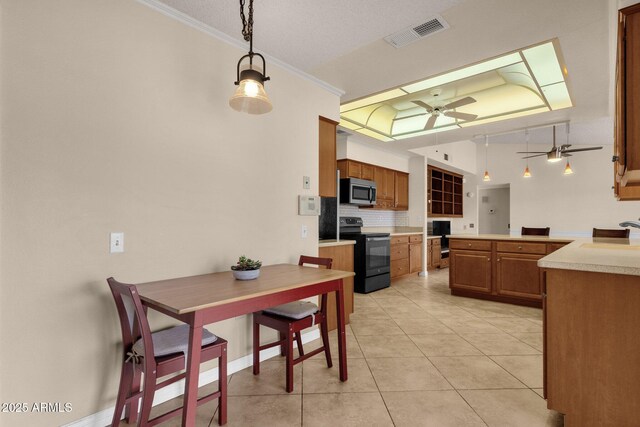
538,237 -> 640,276
318,239 -> 356,248
448,234 -> 574,243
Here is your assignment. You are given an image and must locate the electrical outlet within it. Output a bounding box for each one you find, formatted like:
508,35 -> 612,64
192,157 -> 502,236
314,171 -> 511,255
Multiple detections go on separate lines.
303,176 -> 310,189
301,225 -> 308,239
110,232 -> 124,253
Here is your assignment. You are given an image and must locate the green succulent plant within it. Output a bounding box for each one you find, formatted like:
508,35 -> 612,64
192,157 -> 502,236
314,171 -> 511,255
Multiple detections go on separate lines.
231,255 -> 262,271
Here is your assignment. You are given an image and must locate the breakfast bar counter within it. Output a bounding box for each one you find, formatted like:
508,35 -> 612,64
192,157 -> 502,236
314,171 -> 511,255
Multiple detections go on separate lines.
540,237 -> 640,426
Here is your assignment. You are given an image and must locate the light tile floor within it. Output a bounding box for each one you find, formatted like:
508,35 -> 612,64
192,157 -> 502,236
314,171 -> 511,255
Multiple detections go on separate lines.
123,269 -> 564,426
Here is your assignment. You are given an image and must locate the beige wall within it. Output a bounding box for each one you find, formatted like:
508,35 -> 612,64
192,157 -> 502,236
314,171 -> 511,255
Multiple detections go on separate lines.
473,131 -> 640,236
0,1 -> 338,425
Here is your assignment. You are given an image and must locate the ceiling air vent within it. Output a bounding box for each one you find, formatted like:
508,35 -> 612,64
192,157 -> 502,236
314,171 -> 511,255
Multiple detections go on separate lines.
384,16 -> 449,48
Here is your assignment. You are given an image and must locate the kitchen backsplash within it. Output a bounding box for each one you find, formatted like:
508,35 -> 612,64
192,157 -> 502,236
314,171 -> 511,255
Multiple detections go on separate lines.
340,204 -> 409,227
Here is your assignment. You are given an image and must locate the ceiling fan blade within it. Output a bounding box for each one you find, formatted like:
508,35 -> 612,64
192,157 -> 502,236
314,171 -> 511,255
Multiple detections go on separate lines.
561,146 -> 603,153
424,115 -> 438,130
561,144 -> 572,149
444,111 -> 478,121
412,100 -> 434,112
443,96 -> 476,110
516,151 -> 548,154
521,153 -> 548,159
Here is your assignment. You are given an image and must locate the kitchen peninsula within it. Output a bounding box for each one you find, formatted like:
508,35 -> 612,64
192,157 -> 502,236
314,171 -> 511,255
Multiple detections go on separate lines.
539,238 -> 640,426
448,234 -> 573,307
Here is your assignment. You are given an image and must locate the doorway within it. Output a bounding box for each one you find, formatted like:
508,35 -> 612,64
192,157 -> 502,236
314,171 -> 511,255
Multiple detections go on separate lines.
478,185 -> 510,235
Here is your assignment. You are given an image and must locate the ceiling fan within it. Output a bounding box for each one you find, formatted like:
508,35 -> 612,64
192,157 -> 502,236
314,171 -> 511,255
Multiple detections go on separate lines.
411,96 -> 478,130
517,125 -> 603,162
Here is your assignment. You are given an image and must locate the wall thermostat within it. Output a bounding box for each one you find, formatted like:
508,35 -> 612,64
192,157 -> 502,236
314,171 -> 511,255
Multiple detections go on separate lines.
298,195 -> 320,216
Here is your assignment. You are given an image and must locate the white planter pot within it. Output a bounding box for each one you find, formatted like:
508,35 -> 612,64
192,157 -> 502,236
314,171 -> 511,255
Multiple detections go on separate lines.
232,269 -> 260,280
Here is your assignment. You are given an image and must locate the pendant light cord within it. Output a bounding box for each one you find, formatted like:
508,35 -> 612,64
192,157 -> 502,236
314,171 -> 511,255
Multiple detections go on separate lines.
525,129 -> 529,168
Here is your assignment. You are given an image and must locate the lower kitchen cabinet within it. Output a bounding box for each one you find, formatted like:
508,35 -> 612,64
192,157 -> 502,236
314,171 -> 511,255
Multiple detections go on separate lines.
391,234 -> 422,279
495,252 -> 544,301
450,250 -> 492,293
428,238 -> 441,270
319,243 -> 355,331
449,237 -> 571,307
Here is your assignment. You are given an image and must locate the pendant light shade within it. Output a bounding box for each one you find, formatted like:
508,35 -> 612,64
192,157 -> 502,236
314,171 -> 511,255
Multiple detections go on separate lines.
229,0 -> 272,115
564,161 -> 574,175
523,129 -> 532,178
229,68 -> 272,114
483,135 -> 491,181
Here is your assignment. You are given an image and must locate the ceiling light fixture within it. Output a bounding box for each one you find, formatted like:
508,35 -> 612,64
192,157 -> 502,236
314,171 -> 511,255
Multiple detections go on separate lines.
483,135 -> 491,182
229,0 -> 272,115
523,129 -> 532,178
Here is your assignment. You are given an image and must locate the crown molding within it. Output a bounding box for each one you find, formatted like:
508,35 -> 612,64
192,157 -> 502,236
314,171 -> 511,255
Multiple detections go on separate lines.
135,0 -> 345,97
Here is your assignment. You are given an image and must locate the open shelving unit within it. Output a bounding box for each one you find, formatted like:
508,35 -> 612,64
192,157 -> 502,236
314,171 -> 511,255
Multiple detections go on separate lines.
427,165 -> 463,217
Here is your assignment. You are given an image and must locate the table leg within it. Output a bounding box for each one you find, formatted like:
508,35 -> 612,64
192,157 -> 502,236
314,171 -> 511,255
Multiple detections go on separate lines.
182,312 -> 204,427
335,279 -> 348,382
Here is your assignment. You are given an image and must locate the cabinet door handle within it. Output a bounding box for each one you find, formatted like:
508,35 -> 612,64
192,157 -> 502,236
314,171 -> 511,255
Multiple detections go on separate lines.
518,245 -> 523,250
468,243 -> 472,247
497,258 -> 501,262
487,258 -> 491,262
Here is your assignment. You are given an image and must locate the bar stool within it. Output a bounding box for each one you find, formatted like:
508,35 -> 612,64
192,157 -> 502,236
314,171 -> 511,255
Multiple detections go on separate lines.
593,228 -> 630,238
521,227 -> 550,236
252,256 -> 333,392
107,277 -> 228,426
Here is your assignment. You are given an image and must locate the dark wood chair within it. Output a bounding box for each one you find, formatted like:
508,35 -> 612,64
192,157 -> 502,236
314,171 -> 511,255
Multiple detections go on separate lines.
521,227 -> 550,236
592,228 -> 630,238
252,256 -> 333,392
107,277 -> 227,426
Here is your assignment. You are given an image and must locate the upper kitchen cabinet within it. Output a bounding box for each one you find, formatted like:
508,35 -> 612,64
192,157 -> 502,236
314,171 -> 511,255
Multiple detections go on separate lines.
428,165 -> 463,217
394,171 -> 409,210
615,4 -> 640,200
319,117 -> 338,197
337,158 -> 409,211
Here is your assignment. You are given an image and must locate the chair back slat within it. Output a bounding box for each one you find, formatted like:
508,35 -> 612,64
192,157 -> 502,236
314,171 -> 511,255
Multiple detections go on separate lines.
592,228 -> 630,238
521,227 -> 550,236
107,277 -> 155,364
298,255 -> 332,269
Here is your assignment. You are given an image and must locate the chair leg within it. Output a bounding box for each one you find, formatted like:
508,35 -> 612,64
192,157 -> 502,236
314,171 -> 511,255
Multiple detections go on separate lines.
295,332 -> 305,357
125,367 -> 142,424
285,329 -> 294,393
218,345 -> 227,426
279,331 -> 286,357
252,315 -> 260,375
138,366 -> 157,426
112,360 -> 134,427
320,318 -> 333,368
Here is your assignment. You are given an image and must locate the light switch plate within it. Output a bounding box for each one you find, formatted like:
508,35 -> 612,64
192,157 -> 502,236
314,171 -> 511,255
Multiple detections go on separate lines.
110,232 -> 124,253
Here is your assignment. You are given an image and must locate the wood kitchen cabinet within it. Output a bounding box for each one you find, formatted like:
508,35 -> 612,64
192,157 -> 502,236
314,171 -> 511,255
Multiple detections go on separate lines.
391,234 -> 423,279
449,237 -> 570,307
429,238 -> 441,269
337,158 -> 409,210
450,249 -> 492,294
614,4 -> 640,200
394,172 -> 409,210
319,117 -> 338,197
318,243 -> 354,331
428,165 -> 463,217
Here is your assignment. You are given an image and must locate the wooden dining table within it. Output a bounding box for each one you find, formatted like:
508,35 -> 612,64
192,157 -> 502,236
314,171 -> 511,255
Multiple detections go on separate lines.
135,263 -> 355,427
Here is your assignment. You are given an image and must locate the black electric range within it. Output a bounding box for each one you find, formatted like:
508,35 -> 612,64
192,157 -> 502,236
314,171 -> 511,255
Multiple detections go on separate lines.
339,217 -> 391,293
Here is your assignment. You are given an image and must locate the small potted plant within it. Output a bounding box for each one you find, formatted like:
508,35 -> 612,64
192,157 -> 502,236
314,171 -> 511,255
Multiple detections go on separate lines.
231,255 -> 262,280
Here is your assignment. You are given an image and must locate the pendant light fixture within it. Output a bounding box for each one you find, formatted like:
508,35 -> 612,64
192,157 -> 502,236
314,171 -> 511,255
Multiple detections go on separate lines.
229,0 -> 272,115
523,129 -> 532,178
483,135 -> 491,182
563,123 -> 573,175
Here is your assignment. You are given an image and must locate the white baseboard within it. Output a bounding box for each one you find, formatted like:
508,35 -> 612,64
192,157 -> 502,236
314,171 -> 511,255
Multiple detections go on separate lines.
65,329 -> 321,427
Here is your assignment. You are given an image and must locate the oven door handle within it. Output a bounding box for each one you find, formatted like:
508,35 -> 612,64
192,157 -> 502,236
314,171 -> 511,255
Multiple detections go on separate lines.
367,237 -> 390,242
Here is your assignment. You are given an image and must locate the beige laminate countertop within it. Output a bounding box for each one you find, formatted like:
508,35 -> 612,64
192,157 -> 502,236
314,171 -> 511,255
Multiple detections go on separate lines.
448,234 -> 574,243
318,239 -> 356,248
538,237 -> 640,276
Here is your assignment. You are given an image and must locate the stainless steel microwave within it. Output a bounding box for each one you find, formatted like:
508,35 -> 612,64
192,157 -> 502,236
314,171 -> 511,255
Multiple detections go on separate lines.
340,178 -> 377,205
